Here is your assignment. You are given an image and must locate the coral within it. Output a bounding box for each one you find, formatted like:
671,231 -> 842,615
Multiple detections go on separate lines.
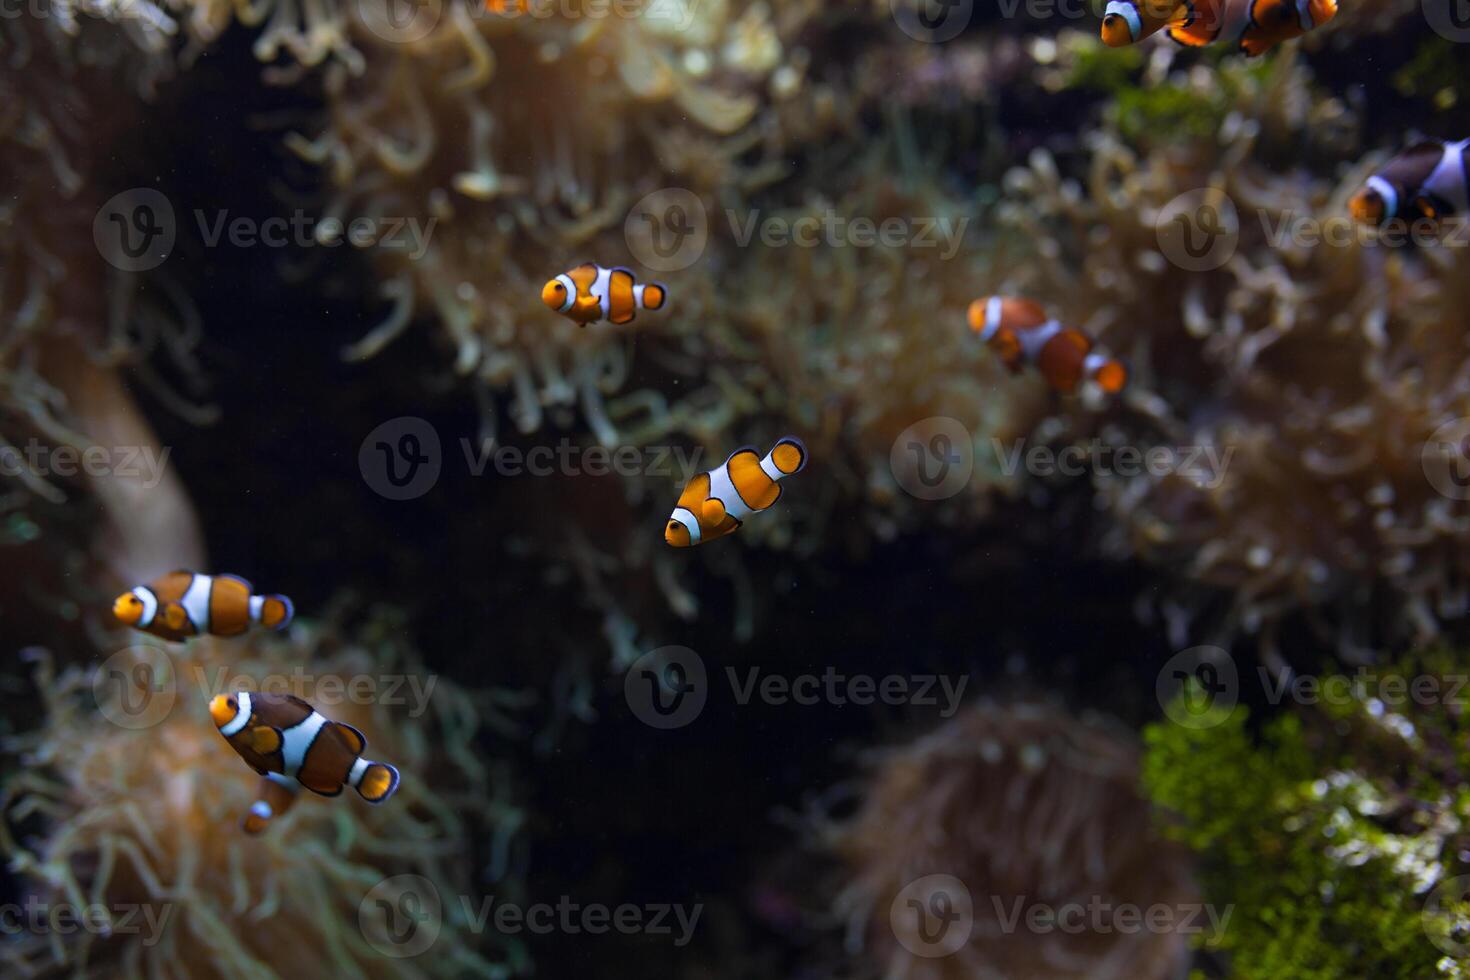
1145,653 -> 1470,978
826,702 -> 1197,980
987,45 -> 1470,660
0,613 -> 526,978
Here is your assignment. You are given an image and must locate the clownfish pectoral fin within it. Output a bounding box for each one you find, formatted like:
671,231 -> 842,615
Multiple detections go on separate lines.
331,722 -> 367,755
356,762 -> 401,804
1166,5 -> 1219,47
703,497 -> 729,525
247,726 -> 284,755
162,604 -> 188,632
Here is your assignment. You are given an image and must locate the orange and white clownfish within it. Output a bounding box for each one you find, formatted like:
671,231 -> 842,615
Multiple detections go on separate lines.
1101,0 -> 1337,56
484,0 -> 528,12
209,691 -> 400,834
967,296 -> 1128,395
665,438 -> 807,548
541,262 -> 667,328
113,571 -> 293,643
1350,140 -> 1470,228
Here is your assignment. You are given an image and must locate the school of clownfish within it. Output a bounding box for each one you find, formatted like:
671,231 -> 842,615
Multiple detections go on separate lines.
110,5 -> 1470,835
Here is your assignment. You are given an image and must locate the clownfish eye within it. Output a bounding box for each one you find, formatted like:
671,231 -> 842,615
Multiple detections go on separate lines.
227,698 -> 237,710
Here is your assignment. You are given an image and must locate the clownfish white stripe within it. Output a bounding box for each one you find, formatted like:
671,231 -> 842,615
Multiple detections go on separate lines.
250,800 -> 272,820
266,771 -> 295,788
555,274 -> 576,312
1020,319 -> 1065,361
1367,177 -> 1399,221
220,691 -> 253,737
759,452 -> 786,482
1295,0 -> 1313,29
707,461 -> 754,523
977,297 -> 1003,342
282,711 -> 328,778
1426,144 -> 1470,214
1106,0 -> 1142,40
671,507 -> 702,544
1083,352 -> 1111,375
134,587 -> 159,627
592,266 -> 612,320
181,574 -> 213,631
249,595 -> 264,623
349,757 -> 370,788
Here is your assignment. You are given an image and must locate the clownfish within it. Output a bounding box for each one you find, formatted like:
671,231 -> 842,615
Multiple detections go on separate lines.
541,263 -> 666,328
1101,0 -> 1337,56
1350,139 -> 1470,228
665,438 -> 807,547
113,571 -> 293,642
967,296 -> 1128,395
485,0 -> 529,13
209,691 -> 401,834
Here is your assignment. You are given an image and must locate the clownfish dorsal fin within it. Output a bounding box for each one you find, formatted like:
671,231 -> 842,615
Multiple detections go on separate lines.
332,722 -> 367,755
246,726 -> 283,755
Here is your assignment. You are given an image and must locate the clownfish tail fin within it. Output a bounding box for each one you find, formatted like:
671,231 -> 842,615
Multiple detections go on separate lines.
355,761 -> 400,804
763,436 -> 808,478
1085,354 -> 1129,395
636,282 -> 667,311
255,594 -> 294,631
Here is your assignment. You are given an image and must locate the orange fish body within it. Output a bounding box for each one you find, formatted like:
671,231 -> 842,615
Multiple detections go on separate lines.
209,691 -> 400,834
1350,139 -> 1470,228
485,0 -> 528,12
541,262 -> 666,328
967,297 -> 1127,395
113,571 -> 293,642
665,438 -> 807,547
1101,0 -> 1337,55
